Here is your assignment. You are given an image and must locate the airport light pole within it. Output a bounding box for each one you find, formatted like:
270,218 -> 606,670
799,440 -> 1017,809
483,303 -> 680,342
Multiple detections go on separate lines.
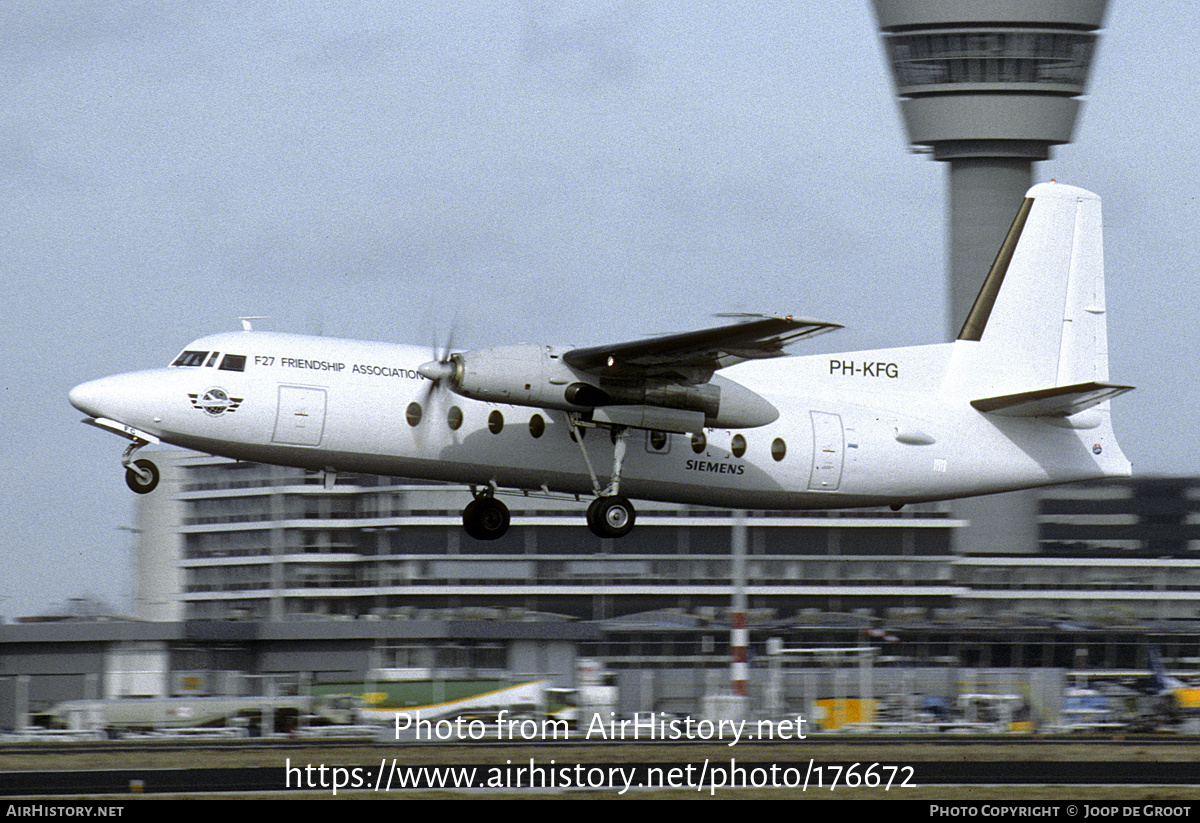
731,511 -> 748,698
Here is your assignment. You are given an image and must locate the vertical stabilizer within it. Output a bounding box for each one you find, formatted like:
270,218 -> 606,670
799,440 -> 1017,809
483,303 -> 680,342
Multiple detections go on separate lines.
953,182 -> 1114,397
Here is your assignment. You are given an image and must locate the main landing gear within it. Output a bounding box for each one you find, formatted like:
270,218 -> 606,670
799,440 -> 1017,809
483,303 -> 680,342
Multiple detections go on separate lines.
459,489 -> 634,541
458,417 -> 640,541
586,494 -> 635,539
570,416 -> 637,539
462,488 -> 510,541
121,442 -> 159,494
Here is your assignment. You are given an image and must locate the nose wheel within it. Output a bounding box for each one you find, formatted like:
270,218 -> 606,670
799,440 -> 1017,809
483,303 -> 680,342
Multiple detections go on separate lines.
586,495 -> 636,539
462,495 -> 510,540
119,440 -> 160,495
124,458 -> 160,494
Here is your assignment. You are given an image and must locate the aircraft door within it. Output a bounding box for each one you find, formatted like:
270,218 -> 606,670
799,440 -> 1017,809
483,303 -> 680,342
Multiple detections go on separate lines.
272,385 -> 327,446
807,411 -> 844,491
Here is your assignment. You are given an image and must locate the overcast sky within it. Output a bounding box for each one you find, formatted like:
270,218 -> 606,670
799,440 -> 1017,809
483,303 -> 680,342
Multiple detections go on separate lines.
2,2 -> 1195,619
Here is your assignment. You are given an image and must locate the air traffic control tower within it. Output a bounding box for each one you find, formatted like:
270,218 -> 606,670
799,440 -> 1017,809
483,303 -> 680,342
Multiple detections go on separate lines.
872,0 -> 1107,331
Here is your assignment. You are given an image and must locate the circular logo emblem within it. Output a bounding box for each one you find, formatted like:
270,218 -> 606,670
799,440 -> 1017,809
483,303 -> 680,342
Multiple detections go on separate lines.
199,387 -> 232,416
1092,443 -> 1103,455
188,388 -> 243,416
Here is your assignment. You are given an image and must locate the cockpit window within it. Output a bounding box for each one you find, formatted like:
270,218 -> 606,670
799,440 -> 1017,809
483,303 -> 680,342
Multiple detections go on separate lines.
172,351 -> 209,367
219,354 -> 247,372
204,351 -> 220,367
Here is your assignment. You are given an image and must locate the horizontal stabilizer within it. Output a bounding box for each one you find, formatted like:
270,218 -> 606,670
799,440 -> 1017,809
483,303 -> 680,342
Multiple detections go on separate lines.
971,382 -> 1134,417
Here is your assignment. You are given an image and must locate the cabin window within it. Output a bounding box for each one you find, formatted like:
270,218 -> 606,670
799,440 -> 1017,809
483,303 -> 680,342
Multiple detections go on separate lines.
529,414 -> 545,438
447,406 -> 463,431
488,410 -> 504,434
648,430 -> 668,451
771,437 -> 787,462
691,432 -> 707,454
406,402 -> 423,427
731,434 -> 747,458
172,350 -> 209,367
219,354 -> 247,372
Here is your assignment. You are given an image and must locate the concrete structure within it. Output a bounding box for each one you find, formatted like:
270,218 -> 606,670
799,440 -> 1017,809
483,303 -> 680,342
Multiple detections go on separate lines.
131,450 -> 188,621
14,468 -> 1200,730
959,479 -> 1200,622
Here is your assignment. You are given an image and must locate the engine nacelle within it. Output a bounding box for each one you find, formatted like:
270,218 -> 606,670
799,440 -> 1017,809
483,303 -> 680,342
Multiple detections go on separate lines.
451,344 -> 584,410
445,344 -> 779,428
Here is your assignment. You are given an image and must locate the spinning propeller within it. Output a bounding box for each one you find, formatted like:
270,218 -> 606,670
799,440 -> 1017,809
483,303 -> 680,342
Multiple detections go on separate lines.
417,332 -> 461,403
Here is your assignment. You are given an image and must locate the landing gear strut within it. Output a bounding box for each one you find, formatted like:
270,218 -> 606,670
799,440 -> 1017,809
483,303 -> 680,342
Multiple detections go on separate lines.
568,416 -> 638,538
121,442 -> 159,494
462,488 -> 510,540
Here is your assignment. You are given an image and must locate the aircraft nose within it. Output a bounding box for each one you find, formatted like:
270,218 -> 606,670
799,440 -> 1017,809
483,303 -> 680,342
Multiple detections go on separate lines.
69,378 -> 107,418
69,370 -> 170,436
69,374 -> 131,419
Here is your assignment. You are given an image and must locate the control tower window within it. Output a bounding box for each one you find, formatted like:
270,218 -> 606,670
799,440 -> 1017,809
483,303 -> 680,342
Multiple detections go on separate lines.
885,30 -> 1095,90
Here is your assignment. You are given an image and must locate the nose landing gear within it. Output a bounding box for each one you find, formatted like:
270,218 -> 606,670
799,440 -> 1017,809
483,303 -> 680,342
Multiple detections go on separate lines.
121,442 -> 159,494
125,459 -> 160,494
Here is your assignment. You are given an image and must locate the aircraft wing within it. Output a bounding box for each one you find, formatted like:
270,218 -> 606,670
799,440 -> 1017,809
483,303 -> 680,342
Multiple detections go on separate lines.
562,315 -> 841,382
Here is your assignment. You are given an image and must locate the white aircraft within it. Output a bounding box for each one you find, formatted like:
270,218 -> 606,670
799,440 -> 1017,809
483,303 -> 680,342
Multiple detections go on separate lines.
70,182 -> 1132,539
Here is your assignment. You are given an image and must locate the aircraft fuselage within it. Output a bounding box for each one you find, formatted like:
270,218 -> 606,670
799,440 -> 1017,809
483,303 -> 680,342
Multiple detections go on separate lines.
69,329 -> 1127,512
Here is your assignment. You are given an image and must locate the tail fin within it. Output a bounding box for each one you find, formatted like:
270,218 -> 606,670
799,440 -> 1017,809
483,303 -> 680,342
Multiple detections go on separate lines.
952,182 -> 1132,407
1149,645 -> 1167,690
1148,645 -> 1186,693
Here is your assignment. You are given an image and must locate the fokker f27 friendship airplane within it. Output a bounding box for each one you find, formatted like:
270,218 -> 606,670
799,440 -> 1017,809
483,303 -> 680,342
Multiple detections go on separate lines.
70,183 -> 1133,539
